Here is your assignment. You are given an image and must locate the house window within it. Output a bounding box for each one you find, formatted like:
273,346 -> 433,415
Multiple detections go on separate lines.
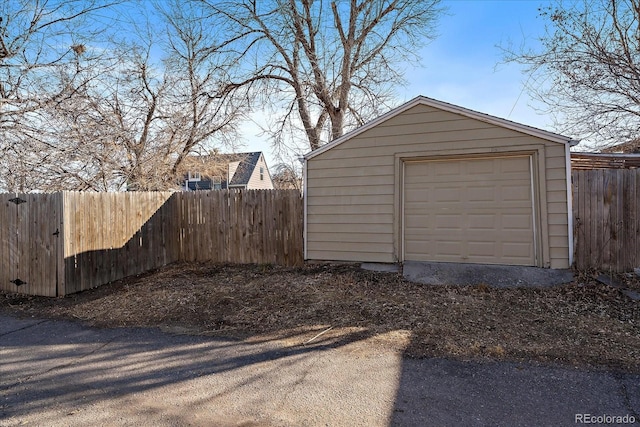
260,167 -> 264,181
188,172 -> 201,181
213,176 -> 222,190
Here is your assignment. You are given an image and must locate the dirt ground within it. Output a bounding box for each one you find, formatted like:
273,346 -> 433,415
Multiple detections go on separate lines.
1,262 -> 639,372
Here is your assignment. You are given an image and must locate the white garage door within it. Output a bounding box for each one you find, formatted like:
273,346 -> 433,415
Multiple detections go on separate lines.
403,156 -> 536,266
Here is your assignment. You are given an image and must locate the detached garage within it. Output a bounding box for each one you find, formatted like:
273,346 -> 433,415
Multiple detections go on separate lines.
303,96 -> 577,269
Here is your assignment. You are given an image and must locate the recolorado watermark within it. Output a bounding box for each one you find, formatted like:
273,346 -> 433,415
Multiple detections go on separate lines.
575,413 -> 637,424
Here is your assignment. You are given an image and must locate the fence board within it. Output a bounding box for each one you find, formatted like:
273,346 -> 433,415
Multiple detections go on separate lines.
601,171 -> 611,269
622,171 -> 635,271
573,169 -> 640,271
17,195 -> 29,294
634,172 -> 640,269
579,171 -> 589,268
614,169 -> 625,271
0,195 -> 10,293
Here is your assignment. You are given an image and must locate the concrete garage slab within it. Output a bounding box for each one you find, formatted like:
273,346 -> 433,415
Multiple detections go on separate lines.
360,263 -> 401,273
403,261 -> 574,288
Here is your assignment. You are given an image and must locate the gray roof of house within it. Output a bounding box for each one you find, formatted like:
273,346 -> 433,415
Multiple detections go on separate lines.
183,151 -> 264,189
228,152 -> 262,186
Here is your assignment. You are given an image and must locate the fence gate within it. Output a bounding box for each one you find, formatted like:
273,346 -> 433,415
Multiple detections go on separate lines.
0,193 -> 64,297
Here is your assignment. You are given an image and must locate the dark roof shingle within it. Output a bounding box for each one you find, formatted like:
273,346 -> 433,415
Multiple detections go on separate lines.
228,152 -> 262,186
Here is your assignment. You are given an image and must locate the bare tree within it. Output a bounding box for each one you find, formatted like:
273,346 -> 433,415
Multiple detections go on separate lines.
159,0 -> 245,184
2,1 -> 245,192
51,39 -> 172,191
0,0 -> 128,191
504,0 -> 640,148
271,162 -> 302,190
198,0 -> 444,153
0,0 -> 123,130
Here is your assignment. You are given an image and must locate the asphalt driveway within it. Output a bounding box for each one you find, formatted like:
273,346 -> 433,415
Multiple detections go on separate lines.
1,314 -> 639,426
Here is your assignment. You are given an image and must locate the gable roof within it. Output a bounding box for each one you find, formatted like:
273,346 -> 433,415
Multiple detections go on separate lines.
184,151 -> 264,184
305,95 -> 579,160
228,151 -> 263,186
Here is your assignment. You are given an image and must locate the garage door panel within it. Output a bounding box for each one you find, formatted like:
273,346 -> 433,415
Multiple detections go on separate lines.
404,241 -> 453,259
405,176 -> 434,186
433,241 -> 463,256
503,242 -> 534,257
468,214 -> 496,230
433,187 -> 462,202
467,241 -> 496,257
500,159 -> 528,172
434,214 -> 463,229
467,186 -> 495,202
432,162 -> 461,175
404,156 -> 536,266
404,189 -> 429,201
502,185 -> 532,202
502,214 -> 533,230
404,212 -> 435,227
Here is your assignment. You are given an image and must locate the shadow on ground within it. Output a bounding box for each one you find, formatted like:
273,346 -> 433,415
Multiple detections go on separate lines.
2,261 -> 640,426
1,315 -> 403,426
2,313 -> 639,426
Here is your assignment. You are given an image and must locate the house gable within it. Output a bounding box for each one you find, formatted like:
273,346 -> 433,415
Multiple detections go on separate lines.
184,151 -> 274,190
228,152 -> 263,188
228,161 -> 241,185
244,153 -> 274,189
305,96 -> 577,160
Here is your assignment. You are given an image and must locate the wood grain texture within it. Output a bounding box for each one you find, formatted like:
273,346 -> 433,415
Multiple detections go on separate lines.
573,169 -> 640,271
1,190 -> 303,296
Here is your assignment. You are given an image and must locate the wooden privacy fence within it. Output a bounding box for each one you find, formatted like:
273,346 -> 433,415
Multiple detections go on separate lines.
572,169 -> 640,272
1,190 -> 303,296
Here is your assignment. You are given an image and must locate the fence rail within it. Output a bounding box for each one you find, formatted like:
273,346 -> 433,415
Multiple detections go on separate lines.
1,190 -> 302,296
572,169 -> 640,272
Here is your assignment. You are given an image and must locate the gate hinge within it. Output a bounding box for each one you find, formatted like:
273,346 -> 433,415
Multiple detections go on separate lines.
10,278 -> 26,287
8,197 -> 26,205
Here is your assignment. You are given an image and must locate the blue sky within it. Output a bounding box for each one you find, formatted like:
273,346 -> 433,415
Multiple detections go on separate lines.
245,0 -> 559,169
401,0 -> 549,126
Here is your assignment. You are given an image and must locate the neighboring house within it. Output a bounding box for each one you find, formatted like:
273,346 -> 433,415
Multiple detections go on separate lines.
571,152 -> 640,170
571,138 -> 640,169
600,138 -> 640,154
183,152 -> 274,191
303,95 -> 577,269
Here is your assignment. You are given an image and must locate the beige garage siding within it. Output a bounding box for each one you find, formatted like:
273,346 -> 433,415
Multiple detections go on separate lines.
305,102 -> 570,268
403,156 -> 535,265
